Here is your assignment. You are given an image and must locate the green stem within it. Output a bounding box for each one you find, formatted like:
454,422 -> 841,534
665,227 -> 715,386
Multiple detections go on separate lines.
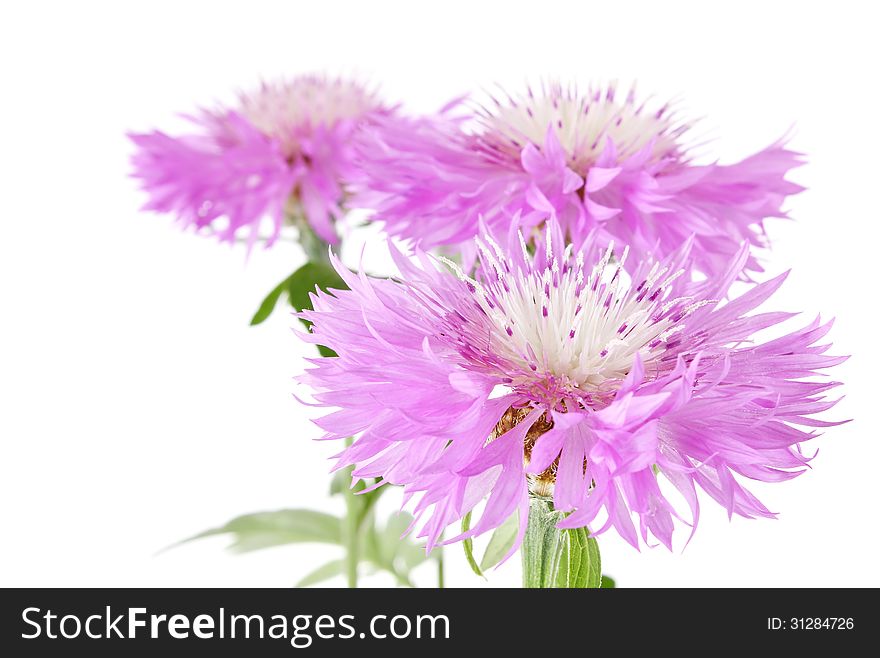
341,438 -> 358,588
287,201 -> 331,265
289,204 -> 355,586
522,497 -> 566,588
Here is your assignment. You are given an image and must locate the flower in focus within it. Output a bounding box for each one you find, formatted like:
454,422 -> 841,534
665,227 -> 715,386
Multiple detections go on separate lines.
351,81 -> 803,275
298,222 -> 844,551
130,76 -> 387,248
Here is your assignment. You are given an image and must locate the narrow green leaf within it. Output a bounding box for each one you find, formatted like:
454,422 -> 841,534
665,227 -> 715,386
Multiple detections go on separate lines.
176,509 -> 342,554
360,513 -> 422,587
295,560 -> 344,587
479,511 -> 519,571
555,526 -> 601,589
461,511 -> 484,578
522,497 -> 602,588
600,575 -> 616,589
380,513 -> 427,572
250,273 -> 295,325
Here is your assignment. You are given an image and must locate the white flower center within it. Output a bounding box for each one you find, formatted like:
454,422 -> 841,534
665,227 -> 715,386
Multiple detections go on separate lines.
476,82 -> 686,172
442,235 -> 708,404
239,77 -> 379,157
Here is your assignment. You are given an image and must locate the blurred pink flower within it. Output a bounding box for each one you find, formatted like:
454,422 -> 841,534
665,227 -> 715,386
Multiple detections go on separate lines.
130,76 -> 387,248
352,82 -> 803,275
298,222 -> 844,552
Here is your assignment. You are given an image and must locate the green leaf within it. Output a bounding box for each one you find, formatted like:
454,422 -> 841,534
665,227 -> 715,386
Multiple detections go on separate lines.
250,273 -> 295,325
479,511 -> 519,571
361,512 -> 425,587
461,511 -> 484,578
290,261 -> 347,357
555,526 -> 601,589
250,260 -> 348,336
285,261 -> 347,314
178,509 -> 342,554
521,497 -> 602,588
380,513 -> 427,572
295,560 -> 344,587
600,575 -> 616,589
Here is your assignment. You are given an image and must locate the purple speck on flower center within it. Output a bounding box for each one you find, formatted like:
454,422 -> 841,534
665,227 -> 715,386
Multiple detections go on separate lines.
618,323 -> 628,334
466,282 -> 476,294
600,349 -> 608,357
506,326 -> 514,336
542,305 -> 548,317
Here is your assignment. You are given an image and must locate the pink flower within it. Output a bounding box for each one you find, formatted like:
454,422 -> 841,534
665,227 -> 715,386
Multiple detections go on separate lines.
352,82 -> 803,276
130,76 -> 387,248
298,223 -> 844,551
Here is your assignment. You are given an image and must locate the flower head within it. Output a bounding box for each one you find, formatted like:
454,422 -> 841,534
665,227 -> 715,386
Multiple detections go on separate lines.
352,81 -> 803,276
130,75 -> 386,247
298,223 -> 844,551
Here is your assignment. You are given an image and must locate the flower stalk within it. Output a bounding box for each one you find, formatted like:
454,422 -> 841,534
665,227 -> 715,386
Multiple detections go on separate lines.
522,497 -> 602,588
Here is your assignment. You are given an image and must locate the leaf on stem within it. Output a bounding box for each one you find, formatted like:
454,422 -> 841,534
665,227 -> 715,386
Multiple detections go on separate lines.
479,511 -> 519,571
174,509 -> 342,554
250,260 -> 348,343
461,511 -> 485,578
361,512 -> 426,587
295,560 -> 344,587
555,526 -> 601,589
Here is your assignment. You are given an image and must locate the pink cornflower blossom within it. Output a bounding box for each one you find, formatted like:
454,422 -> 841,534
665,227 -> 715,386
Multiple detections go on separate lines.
352,82 -> 802,276
298,223 -> 844,551
130,75 -> 387,248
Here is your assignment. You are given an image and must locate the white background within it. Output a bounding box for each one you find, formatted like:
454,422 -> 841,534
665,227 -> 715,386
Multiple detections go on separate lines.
1,0 -> 877,588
